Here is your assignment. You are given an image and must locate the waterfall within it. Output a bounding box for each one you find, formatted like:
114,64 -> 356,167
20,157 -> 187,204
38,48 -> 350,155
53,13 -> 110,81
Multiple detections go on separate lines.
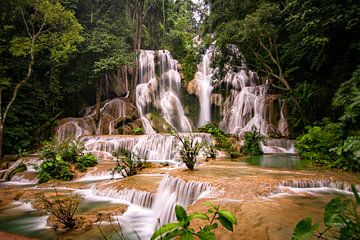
136,50 -> 192,133
82,133 -> 212,162
279,180 -> 360,193
118,175 -> 212,240
90,186 -> 155,208
219,69 -> 288,138
56,98 -> 129,140
261,138 -> 296,154
194,47 -> 214,127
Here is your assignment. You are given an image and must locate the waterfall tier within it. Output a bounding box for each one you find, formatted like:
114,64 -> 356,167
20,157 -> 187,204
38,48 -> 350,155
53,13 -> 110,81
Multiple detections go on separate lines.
82,133 -> 212,161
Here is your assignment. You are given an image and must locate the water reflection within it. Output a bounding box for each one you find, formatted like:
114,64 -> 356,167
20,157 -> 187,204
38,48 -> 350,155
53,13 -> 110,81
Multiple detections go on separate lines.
243,154 -> 310,169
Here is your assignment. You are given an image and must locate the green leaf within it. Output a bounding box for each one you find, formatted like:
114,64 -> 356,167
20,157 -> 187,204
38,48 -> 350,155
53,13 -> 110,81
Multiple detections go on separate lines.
217,215 -> 234,231
219,210 -> 237,224
151,223 -> 181,240
189,213 -> 209,221
292,217 -> 319,240
197,230 -> 215,240
180,231 -> 194,240
324,198 -> 348,227
175,205 -> 188,222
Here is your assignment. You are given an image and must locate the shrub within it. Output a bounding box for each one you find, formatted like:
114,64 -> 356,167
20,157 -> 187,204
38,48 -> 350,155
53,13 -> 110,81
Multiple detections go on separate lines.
112,148 -> 145,177
242,126 -> 264,156
333,136 -> 360,171
292,185 -> 360,240
151,202 -> 237,240
197,122 -> 238,158
39,139 -> 97,182
37,189 -> 80,230
295,121 -> 343,165
173,130 -> 202,170
38,154 -> 74,183
76,153 -> 97,172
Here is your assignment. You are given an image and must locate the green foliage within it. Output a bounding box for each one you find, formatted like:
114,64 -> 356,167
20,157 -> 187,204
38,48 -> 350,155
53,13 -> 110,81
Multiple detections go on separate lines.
292,186 -> 360,239
151,202 -> 237,240
333,136 -> 360,172
38,154 -> 74,183
197,122 -> 233,153
132,127 -> 144,135
5,162 -> 27,181
76,153 -> 97,172
112,148 -> 145,178
39,139 -> 97,182
172,130 -> 202,170
37,189 -> 80,229
242,126 -> 264,156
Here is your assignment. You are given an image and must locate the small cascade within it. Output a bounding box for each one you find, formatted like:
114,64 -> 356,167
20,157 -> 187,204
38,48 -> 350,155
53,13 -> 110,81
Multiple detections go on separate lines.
2,157 -> 42,181
90,186 -> 154,208
82,133 -> 212,161
261,138 -> 296,154
7,175 -> 38,185
219,70 -> 288,138
194,47 -> 214,127
280,180 -> 360,193
118,175 -> 212,240
56,98 -> 133,140
136,50 -> 192,133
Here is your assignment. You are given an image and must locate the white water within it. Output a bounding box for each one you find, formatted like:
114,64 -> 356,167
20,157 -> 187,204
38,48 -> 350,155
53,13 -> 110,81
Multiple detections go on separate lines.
194,47 -> 214,127
82,133 -> 212,162
261,139 -> 296,154
117,175 -> 212,240
136,50 -> 192,133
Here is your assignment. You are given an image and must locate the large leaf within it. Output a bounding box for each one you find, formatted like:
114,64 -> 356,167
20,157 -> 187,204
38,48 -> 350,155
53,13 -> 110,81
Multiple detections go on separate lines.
324,198 -> 348,227
180,231 -> 194,240
151,223 -> 181,240
217,215 -> 234,231
351,185 -> 360,205
292,217 -> 319,240
175,205 -> 188,222
219,210 -> 237,224
189,213 -> 209,221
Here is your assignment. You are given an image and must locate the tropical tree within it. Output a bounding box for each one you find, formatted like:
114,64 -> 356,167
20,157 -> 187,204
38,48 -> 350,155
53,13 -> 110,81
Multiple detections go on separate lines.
0,0 -> 83,160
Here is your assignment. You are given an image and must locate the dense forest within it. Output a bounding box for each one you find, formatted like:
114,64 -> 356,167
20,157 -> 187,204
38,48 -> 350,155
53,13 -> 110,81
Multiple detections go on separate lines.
0,0 -> 359,168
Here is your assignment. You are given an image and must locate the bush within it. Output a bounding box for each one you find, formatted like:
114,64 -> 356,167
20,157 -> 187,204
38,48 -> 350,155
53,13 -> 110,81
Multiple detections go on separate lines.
38,139 -> 96,182
173,130 -> 202,170
76,153 -> 97,172
151,202 -> 237,240
242,126 -> 264,156
112,148 -> 144,177
333,136 -> 360,171
295,121 -> 343,165
37,190 -> 80,230
197,122 -> 238,158
292,185 -> 360,240
38,154 -> 74,183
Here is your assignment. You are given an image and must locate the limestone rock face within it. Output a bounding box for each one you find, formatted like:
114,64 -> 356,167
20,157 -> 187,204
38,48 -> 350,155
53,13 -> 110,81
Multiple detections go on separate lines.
102,65 -> 133,98
186,79 -> 198,95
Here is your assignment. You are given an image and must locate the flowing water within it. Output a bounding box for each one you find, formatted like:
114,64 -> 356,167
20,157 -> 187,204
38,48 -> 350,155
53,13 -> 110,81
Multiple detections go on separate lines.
1,155 -> 359,240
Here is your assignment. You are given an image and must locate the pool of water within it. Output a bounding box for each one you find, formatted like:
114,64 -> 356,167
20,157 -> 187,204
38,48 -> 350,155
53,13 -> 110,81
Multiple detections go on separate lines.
243,154 -> 311,169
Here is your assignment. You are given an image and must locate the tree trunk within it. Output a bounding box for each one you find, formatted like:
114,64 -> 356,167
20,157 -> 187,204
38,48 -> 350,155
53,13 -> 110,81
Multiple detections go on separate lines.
0,123 -> 4,162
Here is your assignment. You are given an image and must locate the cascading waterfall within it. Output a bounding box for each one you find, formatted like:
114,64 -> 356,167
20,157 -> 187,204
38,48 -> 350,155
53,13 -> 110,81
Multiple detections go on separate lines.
118,175 -> 212,240
279,180 -> 360,193
136,50 -> 192,133
82,133 -> 212,162
219,70 -> 288,137
194,47 -> 214,127
261,139 -> 296,154
56,98 -> 129,140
